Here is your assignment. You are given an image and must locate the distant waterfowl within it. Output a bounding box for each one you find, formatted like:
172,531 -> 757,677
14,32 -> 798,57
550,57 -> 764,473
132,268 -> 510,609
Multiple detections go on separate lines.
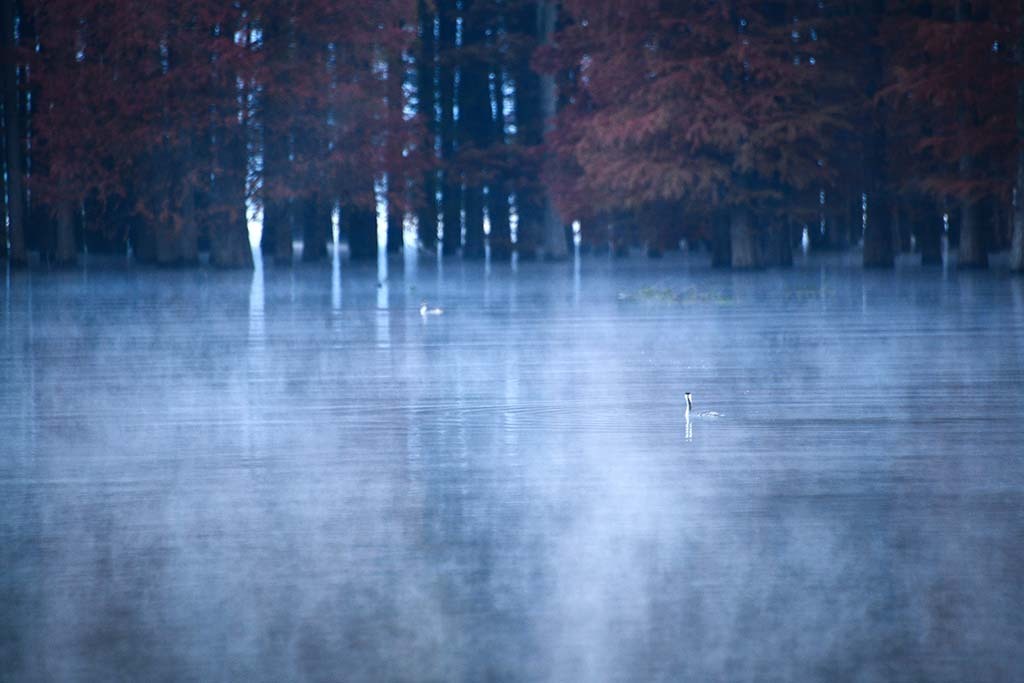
685,392 -> 723,418
420,302 -> 444,317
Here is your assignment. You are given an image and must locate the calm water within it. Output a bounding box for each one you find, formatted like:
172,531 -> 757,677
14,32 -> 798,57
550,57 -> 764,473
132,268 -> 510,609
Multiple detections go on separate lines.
2,252 -> 1023,682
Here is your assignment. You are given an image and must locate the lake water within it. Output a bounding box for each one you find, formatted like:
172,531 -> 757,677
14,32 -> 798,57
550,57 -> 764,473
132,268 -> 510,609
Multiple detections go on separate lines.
2,252 -> 1023,682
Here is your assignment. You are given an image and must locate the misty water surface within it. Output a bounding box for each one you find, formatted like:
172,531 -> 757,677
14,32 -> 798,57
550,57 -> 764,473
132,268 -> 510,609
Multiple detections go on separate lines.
2,253 -> 1023,682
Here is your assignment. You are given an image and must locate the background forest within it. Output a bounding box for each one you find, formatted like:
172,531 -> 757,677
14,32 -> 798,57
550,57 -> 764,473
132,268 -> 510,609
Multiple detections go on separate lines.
1,0 -> 1023,271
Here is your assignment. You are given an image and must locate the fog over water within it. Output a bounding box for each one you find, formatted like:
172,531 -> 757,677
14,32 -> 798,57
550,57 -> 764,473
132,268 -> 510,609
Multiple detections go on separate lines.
2,253 -> 1023,681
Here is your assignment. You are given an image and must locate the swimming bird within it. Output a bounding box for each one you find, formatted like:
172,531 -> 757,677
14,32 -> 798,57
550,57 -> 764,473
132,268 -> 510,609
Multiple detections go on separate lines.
685,392 -> 723,418
419,302 -> 444,317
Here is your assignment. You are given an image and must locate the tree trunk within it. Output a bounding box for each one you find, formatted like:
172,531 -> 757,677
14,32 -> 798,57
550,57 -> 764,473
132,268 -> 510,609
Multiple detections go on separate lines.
730,206 -> 761,269
0,115 -> 6,261
152,39 -> 198,267
711,210 -> 732,268
489,189 -> 512,259
537,0 -> 568,261
958,197 -> 988,268
178,140 -> 199,265
917,198 -> 943,266
132,204 -> 158,264
261,14 -> 294,265
438,0 -> 461,256
210,219 -> 252,267
892,200 -> 911,254
861,0 -> 893,269
463,187 -> 486,259
386,49 -> 405,255
863,191 -> 894,268
302,194 -> 330,262
152,156 -> 184,266
511,1 -> 542,257
1011,0 -> 1024,272
53,201 -> 76,266
263,200 -> 293,265
208,136 -> 252,270
1,0 -> 25,265
416,0 -> 439,253
954,0 -> 987,269
209,207 -> 252,268
769,218 -> 793,268
458,0 -> 489,260
208,45 -> 252,269
345,182 -> 378,261
487,62 -> 512,258
1013,194 -> 1024,273
864,129 -> 894,268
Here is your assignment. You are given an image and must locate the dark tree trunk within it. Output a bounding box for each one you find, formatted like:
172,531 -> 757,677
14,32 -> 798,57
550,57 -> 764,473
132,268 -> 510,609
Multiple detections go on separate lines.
511,1 -> 543,257
1014,20 -> 1024,273
537,0 -> 568,261
261,14 -> 294,265
152,158 -> 189,266
916,198 -> 943,266
1,0 -> 25,264
263,200 -> 293,265
711,210 -> 732,268
954,0 -> 987,269
386,49 -> 405,255
458,0 -> 489,260
862,0 -> 893,269
83,195 -> 130,255
53,201 -> 76,266
302,194 -> 330,262
0,114 -> 7,260
416,0 -> 439,253
438,0 -> 461,256
863,190 -> 894,268
769,218 -> 793,268
463,187 -> 485,259
178,137 -> 199,265
847,194 -> 862,250
863,129 -> 894,268
208,40 -> 252,269
345,177 -> 378,261
729,205 -> 762,269
488,61 -> 512,258
132,192 -> 158,264
28,198 -> 54,260
824,193 -> 854,251
958,197 -> 988,268
488,189 -> 512,259
208,135 -> 252,269
150,39 -> 199,267
1014,0 -> 1024,272
892,199 -> 911,254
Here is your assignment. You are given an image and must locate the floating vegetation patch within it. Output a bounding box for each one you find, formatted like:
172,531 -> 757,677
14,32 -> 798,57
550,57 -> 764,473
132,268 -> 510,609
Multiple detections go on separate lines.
617,286 -> 733,305
785,286 -> 836,302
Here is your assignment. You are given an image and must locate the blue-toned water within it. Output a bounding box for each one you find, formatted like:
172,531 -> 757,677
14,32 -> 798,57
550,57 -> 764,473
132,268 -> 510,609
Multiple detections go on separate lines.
2,253 -> 1023,681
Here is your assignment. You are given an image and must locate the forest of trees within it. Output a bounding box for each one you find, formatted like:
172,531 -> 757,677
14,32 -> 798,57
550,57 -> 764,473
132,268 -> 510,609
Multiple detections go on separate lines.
1,0 -> 1023,271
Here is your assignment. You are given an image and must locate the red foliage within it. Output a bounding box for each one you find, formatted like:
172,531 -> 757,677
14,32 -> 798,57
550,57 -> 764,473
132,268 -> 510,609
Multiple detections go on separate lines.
881,0 -> 1017,204
549,0 -> 845,229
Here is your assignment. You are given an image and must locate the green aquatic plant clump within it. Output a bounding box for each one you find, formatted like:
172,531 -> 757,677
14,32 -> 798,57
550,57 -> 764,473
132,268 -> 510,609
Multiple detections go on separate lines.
617,286 -> 734,305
